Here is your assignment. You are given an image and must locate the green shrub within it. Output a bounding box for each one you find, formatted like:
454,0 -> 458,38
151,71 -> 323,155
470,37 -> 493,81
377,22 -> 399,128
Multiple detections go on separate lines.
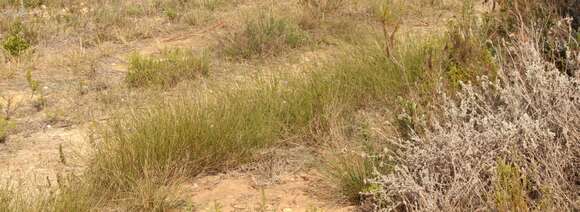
224,12 -> 308,59
126,49 -> 210,88
2,21 -> 36,57
2,35 -> 30,57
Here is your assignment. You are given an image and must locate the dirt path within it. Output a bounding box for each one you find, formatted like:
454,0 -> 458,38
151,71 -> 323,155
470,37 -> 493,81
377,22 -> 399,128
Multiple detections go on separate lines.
0,127 -> 87,185
184,173 -> 354,211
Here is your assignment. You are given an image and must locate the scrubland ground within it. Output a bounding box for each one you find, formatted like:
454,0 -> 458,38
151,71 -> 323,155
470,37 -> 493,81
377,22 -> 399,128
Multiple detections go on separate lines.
0,0 -> 578,211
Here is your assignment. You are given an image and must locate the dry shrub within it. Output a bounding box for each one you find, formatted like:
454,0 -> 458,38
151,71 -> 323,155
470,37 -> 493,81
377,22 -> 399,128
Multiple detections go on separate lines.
369,27 -> 579,211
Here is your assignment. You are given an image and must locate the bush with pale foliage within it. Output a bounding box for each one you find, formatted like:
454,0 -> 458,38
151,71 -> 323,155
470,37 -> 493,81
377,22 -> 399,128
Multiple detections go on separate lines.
370,27 -> 579,211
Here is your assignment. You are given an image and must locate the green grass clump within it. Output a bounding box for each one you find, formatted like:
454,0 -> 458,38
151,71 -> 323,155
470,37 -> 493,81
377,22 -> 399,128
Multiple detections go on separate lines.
126,49 -> 210,88
224,12 -> 308,59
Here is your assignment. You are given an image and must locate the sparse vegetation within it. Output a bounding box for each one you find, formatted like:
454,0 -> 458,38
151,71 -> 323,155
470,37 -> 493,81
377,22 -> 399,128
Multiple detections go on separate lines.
0,0 -> 577,211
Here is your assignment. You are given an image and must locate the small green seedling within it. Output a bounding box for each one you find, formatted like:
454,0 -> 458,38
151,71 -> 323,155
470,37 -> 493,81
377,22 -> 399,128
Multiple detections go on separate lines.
25,69 -> 45,110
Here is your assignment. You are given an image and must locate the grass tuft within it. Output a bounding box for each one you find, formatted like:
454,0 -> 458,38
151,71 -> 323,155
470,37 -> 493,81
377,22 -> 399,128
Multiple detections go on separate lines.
224,12 -> 308,59
126,49 -> 210,88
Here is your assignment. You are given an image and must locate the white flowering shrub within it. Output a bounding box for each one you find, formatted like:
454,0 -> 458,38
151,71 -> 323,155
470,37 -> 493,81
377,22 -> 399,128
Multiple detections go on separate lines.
369,28 -> 580,211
